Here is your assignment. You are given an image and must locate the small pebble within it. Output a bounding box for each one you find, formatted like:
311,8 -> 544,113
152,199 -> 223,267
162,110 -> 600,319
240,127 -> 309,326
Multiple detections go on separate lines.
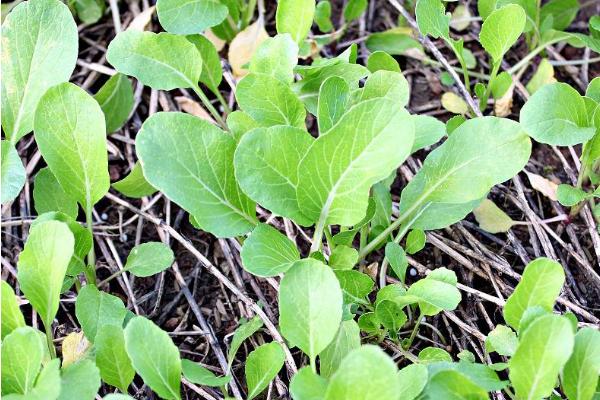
409,268 -> 417,277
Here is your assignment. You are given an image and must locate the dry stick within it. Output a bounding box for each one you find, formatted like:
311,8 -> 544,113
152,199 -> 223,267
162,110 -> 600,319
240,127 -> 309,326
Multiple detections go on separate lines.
105,192 -> 298,374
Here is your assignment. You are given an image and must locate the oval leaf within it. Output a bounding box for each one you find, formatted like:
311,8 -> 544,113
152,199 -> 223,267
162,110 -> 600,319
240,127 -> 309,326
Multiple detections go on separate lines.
124,242 -> 174,277
240,224 -> 300,277
245,342 -> 285,400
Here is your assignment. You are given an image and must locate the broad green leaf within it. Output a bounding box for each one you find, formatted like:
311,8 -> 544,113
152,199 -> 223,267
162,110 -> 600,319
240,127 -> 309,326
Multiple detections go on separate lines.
520,82 -> 596,145
136,112 -> 257,238
279,259 -> 343,361
318,76 -> 350,133
234,125 -> 313,224
298,98 -> 414,227
411,115 -> 445,153
329,245 -> 359,270
157,0 -> 228,34
1,327 -> 44,395
562,327 -> 600,400
245,342 -> 285,400
182,360 -> 231,387
385,242 -> 408,282
187,34 -> 223,94
107,30 -> 201,90
236,74 -> 306,128
540,0 -> 578,31
69,0 -> 104,24
490,71 -> 513,99
335,270 -> 374,305
124,242 -> 174,277
473,198 -> 515,233
407,268 -> 461,315
375,300 -> 408,333
398,364 -> 428,400
227,316 -> 264,366
57,360 -> 101,400
112,161 -> 157,198
1,140 -> 25,204
367,51 -> 401,73
357,312 -> 384,336
249,34 -> 298,84
33,168 -> 78,219
503,257 -> 564,330
415,0 -> 450,39
478,0 -> 497,19
94,73 -> 134,133
34,83 -> 109,209
1,0 -> 78,144
75,285 -> 127,342
289,367 -> 328,400
485,324 -> 518,356
2,358 -> 61,400
526,58 -> 556,94
319,320 -> 361,378
398,117 -> 531,230
430,361 -> 506,391
422,369 -> 489,399
124,316 -> 181,400
557,183 -> 591,206
351,70 -> 409,107
228,111 -> 260,142
314,1 -> 333,32
240,224 -> 299,277
365,31 -> 423,56
343,0 -> 367,21
17,221 -> 73,330
276,0 -> 315,43
405,229 -> 426,254
419,347 -> 453,363
95,326 -> 135,392
1,281 -> 25,339
509,314 -> 574,399
324,345 -> 400,400
480,5 -> 525,63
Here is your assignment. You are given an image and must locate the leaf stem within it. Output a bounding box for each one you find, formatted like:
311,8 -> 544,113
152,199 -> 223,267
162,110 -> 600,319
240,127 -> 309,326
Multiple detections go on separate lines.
479,61 -> 500,111
45,324 -> 57,358
191,84 -> 227,129
404,313 -> 424,350
85,204 -> 97,285
506,35 -> 568,75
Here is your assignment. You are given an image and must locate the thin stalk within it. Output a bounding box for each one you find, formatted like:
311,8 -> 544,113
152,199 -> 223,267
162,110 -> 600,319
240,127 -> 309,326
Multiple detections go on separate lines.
507,36 -> 567,75
479,61 -> 500,111
324,227 -> 335,252
97,269 -> 125,286
404,313 -> 424,350
85,204 -> 97,285
191,84 -> 227,129
45,325 -> 57,358
242,0 -> 257,28
214,90 -> 232,116
310,219 -> 326,254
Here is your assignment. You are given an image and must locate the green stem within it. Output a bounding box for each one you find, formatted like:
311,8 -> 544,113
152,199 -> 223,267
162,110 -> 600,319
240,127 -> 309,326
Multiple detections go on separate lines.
310,219 -> 326,254
404,313 -> 424,350
242,0 -> 257,27
85,204 -> 97,285
214,90 -> 232,116
324,227 -> 335,252
310,357 -> 317,373
480,61 -> 500,111
507,36 -> 567,75
191,84 -> 227,129
45,325 -> 57,358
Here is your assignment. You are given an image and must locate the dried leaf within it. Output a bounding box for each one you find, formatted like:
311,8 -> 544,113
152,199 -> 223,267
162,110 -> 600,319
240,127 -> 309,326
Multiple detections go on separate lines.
228,20 -> 269,78
494,86 -> 513,117
175,96 -> 215,123
473,199 -> 515,233
62,331 -> 91,367
204,28 -> 225,52
127,6 -> 155,31
525,171 -> 558,201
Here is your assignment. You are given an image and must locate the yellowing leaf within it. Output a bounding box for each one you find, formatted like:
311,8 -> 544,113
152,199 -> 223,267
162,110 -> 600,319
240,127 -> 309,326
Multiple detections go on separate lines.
441,92 -> 468,114
494,86 -> 513,117
525,171 -> 558,201
61,331 -> 91,368
473,199 -> 515,233
175,96 -> 215,123
204,29 -> 226,51
228,20 -> 269,78
127,6 -> 155,31
450,4 -> 471,31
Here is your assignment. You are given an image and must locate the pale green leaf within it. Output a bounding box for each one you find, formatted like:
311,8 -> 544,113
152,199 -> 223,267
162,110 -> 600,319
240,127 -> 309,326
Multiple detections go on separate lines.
1,327 -> 44,395
586,77 -> 600,103
334,270 -> 374,305
240,224 -> 299,277
422,369 -> 489,399
2,359 -> 61,400
1,140 -> 25,204
441,92 -> 469,114
473,198 -> 515,233
182,360 -> 231,387
419,347 -> 452,363
366,51 -> 401,73
540,0 -> 579,31
407,268 -> 461,316
276,0 -> 315,43
57,360 -> 101,400
157,0 -> 227,34
562,327 -> 600,400
479,4 -> 526,63
124,316 -> 181,400
405,229 -> 426,254
324,345 -> 400,400
95,326 -> 134,392
75,284 -> 127,342
314,1 -> 333,32
94,73 -> 134,133
227,111 -> 260,142
33,168 -> 78,219
136,112 -> 257,238
415,0 -> 450,39
107,30 -> 201,90
249,34 -> 298,84
187,34 -> 223,94
279,259 -> 343,361
245,342 -> 285,400
69,0 -> 104,24
227,316 -> 264,366
289,367 -> 328,400
318,76 -> 350,133
509,314 -> 574,399
329,246 -> 359,270
34,82 -> 109,209
1,0 -> 78,143
398,364 -> 428,400
350,70 -> 409,107
124,242 -> 174,277
1,280 -> 25,339
365,31 -> 423,56
112,161 -> 157,198
385,242 -> 408,282
343,0 -> 367,21
17,220 -> 73,330
411,115 -> 446,153
234,125 -> 313,225
375,300 -> 408,333
525,58 -> 556,94
485,324 -> 518,356
319,319 -> 361,378
557,183 -> 590,206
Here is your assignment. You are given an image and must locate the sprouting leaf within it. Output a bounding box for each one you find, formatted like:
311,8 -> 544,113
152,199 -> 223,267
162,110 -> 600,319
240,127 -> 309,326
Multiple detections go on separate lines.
228,20 -> 269,78
234,126 -> 313,224
61,331 -> 91,367
34,83 -> 110,210
156,0 -> 227,34
329,246 -> 359,270
319,320 -> 361,378
485,324 -> 518,356
279,259 -> 343,361
1,140 -> 25,204
136,112 -> 257,238
557,184 -> 590,207
367,51 -> 401,73
249,34 -> 298,84
17,221 -> 73,330
562,327 -> 600,400
318,76 -> 351,133
406,268 -> 461,315
186,34 -> 223,94
398,117 -> 531,230
33,168 -> 78,219
240,224 -> 299,277
123,242 -> 174,277
107,30 -> 201,90
526,59 -> 556,94
405,229 -> 426,254
1,281 -> 25,339
245,342 -> 285,399
112,162 -> 157,198
473,199 -> 515,233
290,367 -> 329,400
182,360 -> 231,387
1,327 -> 44,395
314,1 -> 333,32
411,115 -> 446,153
1,0 -> 78,144
324,345 -> 401,400
520,82 -> 596,145
57,360 -> 101,400
385,242 -> 408,282
480,4 -> 525,63
75,285 -> 127,342
298,98 -> 414,228
236,74 -> 306,128
227,316 -> 264,367
2,358 -> 61,400
509,314 -> 574,399
343,0 -> 367,21
124,316 -> 181,400
441,92 -> 468,114
95,326 -> 135,392
397,364 -> 428,400
93,73 -> 134,133
503,257 -> 565,330
276,0 -> 315,44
